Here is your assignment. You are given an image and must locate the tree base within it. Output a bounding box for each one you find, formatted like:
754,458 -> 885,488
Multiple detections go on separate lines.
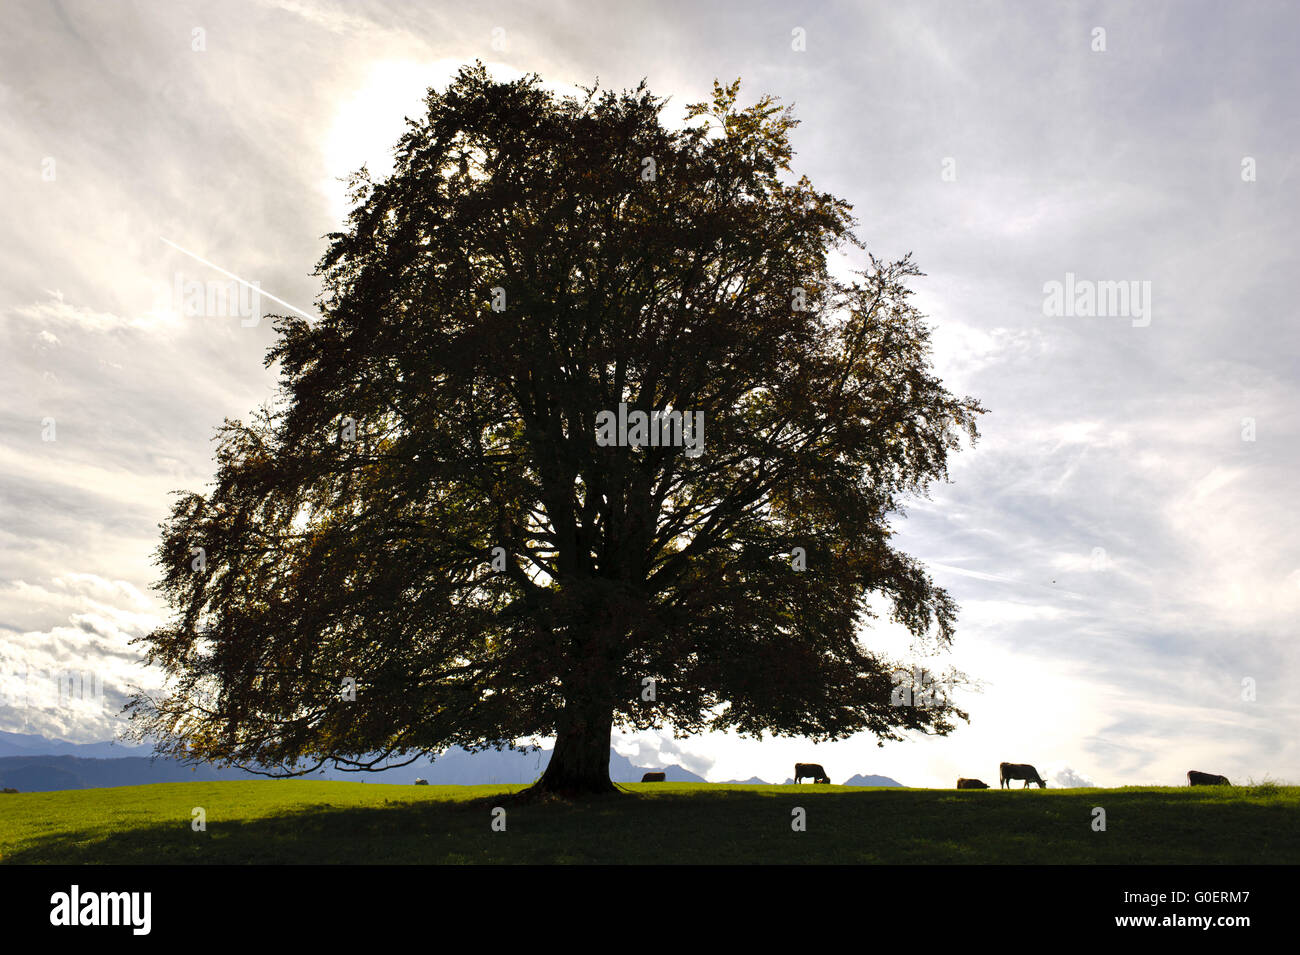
515,775 -> 622,802
524,700 -> 620,799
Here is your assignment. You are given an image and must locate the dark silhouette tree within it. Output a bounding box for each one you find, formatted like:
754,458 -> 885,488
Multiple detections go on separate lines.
127,63 -> 985,796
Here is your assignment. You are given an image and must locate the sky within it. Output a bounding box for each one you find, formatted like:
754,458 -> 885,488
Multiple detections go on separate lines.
1,0 -> 1297,788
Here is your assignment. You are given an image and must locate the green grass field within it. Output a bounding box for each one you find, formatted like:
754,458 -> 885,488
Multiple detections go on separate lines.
2,781 -> 1296,864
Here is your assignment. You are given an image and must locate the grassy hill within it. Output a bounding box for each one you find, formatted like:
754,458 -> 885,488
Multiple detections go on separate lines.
3,781 -> 1297,864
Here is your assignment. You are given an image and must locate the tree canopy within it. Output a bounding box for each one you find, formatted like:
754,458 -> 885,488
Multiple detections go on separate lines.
127,63 -> 985,795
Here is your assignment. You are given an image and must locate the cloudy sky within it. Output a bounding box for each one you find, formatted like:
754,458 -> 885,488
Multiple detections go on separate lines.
2,0 -> 1296,788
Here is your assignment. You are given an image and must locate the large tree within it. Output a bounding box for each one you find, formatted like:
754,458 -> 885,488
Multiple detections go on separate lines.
127,63 -> 985,795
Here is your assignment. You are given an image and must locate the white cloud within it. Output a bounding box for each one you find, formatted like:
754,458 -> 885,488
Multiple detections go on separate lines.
13,291 -> 180,335
1049,766 -> 1096,788
0,573 -> 166,741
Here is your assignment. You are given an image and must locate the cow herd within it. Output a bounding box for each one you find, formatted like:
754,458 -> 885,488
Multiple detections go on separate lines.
410,764 -> 1236,787
778,761 -> 1234,789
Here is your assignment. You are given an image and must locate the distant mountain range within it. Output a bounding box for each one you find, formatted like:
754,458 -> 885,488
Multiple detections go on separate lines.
0,730 -> 152,759
724,774 -> 903,786
0,731 -> 904,791
775,774 -> 904,786
840,774 -> 904,787
0,731 -> 707,792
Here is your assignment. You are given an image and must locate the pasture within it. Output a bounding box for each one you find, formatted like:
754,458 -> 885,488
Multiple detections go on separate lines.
2,781 -> 1296,864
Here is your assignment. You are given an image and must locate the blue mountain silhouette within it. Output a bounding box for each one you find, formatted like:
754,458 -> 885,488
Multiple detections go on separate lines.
0,732 -> 707,791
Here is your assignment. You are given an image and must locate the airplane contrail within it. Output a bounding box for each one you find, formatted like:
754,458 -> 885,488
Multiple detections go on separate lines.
160,237 -> 318,322
924,560 -> 1086,599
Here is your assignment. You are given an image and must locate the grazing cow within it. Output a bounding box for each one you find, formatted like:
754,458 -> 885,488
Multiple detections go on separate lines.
1187,770 -> 1231,786
794,762 -> 831,785
957,778 -> 990,789
414,778 -> 429,785
641,772 -> 666,783
999,762 -> 1047,789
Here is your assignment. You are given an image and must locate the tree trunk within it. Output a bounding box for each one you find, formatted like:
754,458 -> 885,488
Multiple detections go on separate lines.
526,698 -> 618,796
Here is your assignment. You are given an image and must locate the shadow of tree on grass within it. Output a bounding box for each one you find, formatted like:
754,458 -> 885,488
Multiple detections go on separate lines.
5,788 -> 1297,865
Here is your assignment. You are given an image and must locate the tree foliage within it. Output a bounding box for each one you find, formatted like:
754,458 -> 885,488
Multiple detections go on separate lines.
127,63 -> 985,793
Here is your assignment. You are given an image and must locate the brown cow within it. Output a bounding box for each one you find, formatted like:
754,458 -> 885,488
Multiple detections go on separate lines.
1187,770 -> 1230,786
641,771 -> 666,782
794,762 -> 830,785
957,778 -> 990,789
999,762 -> 1047,789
